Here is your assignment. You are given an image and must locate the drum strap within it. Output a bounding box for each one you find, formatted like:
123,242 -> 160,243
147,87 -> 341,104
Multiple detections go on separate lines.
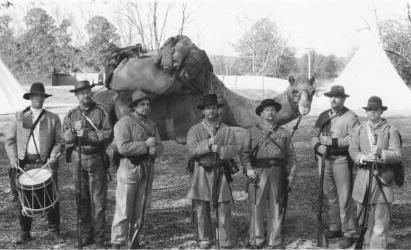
24,109 -> 46,160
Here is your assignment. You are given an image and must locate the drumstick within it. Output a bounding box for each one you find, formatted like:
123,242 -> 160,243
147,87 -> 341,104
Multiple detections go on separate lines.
32,152 -> 62,175
15,165 -> 36,180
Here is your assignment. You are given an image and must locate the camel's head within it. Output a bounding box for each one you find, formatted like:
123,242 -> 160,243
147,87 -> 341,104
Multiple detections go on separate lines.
287,75 -> 316,116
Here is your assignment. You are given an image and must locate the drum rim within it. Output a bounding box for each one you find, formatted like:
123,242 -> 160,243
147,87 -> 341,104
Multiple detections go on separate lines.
17,169 -> 53,189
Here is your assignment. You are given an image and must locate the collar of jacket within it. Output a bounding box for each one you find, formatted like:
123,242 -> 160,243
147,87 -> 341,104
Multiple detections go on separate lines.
258,121 -> 279,133
202,118 -> 221,129
132,112 -> 149,122
328,106 -> 348,118
30,107 -> 43,116
79,100 -> 96,111
256,122 -> 280,135
367,118 -> 388,130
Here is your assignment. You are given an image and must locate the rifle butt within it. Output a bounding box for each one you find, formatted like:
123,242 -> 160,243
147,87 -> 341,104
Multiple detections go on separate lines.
77,139 -> 82,249
129,158 -> 153,249
316,226 -> 328,247
355,230 -> 367,249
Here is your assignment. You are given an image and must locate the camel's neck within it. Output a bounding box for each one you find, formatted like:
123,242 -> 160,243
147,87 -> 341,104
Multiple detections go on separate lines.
211,74 -> 299,128
213,76 -> 258,127
273,90 -> 299,125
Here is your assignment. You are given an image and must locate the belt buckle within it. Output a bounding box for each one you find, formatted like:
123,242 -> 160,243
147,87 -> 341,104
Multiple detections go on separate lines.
269,159 -> 275,165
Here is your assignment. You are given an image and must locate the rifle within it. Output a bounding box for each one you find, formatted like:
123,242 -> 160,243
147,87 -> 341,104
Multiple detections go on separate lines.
356,128 -> 379,249
281,178 -> 290,226
76,136 -> 82,249
250,175 -> 258,246
213,163 -> 223,249
355,160 -> 376,249
316,154 -> 328,248
129,155 -> 153,249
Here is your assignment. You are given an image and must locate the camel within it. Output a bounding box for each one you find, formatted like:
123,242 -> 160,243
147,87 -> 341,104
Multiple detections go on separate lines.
93,56 -> 316,144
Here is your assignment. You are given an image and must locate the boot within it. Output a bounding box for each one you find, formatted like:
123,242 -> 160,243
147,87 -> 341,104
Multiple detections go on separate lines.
49,230 -> 64,243
81,236 -> 95,247
111,243 -> 121,249
338,236 -> 354,249
14,232 -> 32,244
325,229 -> 342,238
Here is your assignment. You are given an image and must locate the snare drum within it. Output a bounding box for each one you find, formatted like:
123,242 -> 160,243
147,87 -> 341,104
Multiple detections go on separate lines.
16,168 -> 59,217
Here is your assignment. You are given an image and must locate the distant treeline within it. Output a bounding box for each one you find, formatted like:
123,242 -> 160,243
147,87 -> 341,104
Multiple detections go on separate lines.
0,6 -> 409,86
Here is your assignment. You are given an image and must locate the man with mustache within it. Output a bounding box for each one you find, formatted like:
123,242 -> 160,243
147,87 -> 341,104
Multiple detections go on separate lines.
5,82 -> 64,244
243,99 -> 297,248
63,80 -> 112,248
311,85 -> 359,248
186,94 -> 238,249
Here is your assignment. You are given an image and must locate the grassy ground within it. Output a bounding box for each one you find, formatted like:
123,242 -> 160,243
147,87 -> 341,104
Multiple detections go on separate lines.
0,113 -> 410,249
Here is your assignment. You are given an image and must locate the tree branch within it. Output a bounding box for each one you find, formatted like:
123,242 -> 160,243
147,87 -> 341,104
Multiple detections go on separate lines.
385,49 -> 411,64
159,3 -> 170,45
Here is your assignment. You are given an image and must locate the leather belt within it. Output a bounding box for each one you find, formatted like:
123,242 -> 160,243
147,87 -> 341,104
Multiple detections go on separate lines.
74,147 -> 103,155
24,154 -> 42,164
255,158 -> 286,168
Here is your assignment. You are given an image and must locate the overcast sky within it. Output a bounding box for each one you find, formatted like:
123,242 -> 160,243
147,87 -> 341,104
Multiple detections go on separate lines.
2,0 -> 411,57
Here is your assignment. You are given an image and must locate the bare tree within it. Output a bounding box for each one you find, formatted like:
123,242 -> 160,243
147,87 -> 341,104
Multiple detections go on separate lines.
178,1 -> 193,35
114,0 -> 171,51
114,0 -> 196,51
234,17 -> 290,76
0,0 -> 13,9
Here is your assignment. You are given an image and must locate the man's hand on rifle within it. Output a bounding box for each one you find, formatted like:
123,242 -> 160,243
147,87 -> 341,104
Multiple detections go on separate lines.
365,153 -> 377,162
148,147 -> 156,156
211,144 -> 218,153
246,169 -> 257,180
317,145 -> 327,155
208,136 -> 215,145
369,144 -> 378,155
145,137 -> 156,147
319,136 -> 332,146
363,145 -> 379,162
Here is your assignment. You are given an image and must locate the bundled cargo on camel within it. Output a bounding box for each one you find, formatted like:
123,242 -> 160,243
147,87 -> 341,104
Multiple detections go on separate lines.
102,35 -> 213,95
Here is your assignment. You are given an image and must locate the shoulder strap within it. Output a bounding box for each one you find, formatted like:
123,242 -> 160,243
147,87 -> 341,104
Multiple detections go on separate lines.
252,124 -> 279,156
82,112 -> 100,132
25,109 -> 46,156
365,123 -> 377,146
30,109 -> 46,133
317,108 -> 349,135
128,114 -> 156,137
267,131 -> 286,155
201,121 -> 221,137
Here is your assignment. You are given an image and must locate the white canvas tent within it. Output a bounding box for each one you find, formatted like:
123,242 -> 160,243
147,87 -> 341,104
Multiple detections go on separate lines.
0,58 -> 27,114
311,32 -> 411,116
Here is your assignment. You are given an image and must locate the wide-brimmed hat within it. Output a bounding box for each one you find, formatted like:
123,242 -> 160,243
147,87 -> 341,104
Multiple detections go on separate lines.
256,99 -> 282,116
363,96 -> 387,111
324,85 -> 350,98
128,89 -> 152,108
23,82 -> 52,100
197,94 -> 224,110
70,80 -> 95,93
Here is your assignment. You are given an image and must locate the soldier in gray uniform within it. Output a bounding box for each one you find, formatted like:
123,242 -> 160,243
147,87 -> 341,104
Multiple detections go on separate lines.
63,80 -> 112,247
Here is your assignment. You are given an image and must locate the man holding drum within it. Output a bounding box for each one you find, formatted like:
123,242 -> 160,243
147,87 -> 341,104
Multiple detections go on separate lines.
5,82 -> 64,244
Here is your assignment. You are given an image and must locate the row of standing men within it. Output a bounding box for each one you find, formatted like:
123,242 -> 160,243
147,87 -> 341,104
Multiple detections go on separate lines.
4,81 -> 401,249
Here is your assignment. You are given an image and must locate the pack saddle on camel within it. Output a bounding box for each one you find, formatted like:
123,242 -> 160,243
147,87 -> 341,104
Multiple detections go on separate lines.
93,35 -> 317,144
